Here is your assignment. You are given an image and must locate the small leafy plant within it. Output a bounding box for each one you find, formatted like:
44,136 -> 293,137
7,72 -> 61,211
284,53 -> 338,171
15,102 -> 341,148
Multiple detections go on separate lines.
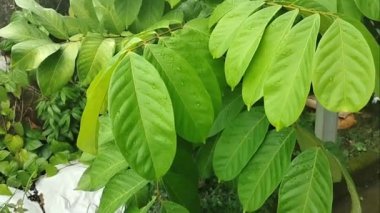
0,0 -> 378,212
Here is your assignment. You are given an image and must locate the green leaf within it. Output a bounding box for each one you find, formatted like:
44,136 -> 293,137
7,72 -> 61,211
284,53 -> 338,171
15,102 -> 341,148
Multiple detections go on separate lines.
208,0 -> 249,28
329,152 -> 361,213
238,128 -> 296,212
225,5 -> 281,89
264,14 -> 320,130
313,18 -> 375,112
161,21 -> 222,114
0,20 -> 48,42
115,0 -> 142,28
11,39 -> 60,71
209,0 -> 264,58
77,54 -> 122,154
337,0 -> 362,20
130,0 -> 165,32
98,169 -> 148,213
77,143 -> 128,191
77,33 -> 115,85
45,164 -> 58,177
161,201 -> 190,213
278,148 -> 333,213
93,0 -> 125,34
208,89 -> 244,137
242,10 -> 298,109
69,0 -> 100,31
37,42 -> 80,96
109,52 -> 176,180
195,138 -> 216,179
144,44 -> 214,143
213,108 -> 269,181
354,0 -> 380,21
162,142 -> 201,213
0,184 -> 12,196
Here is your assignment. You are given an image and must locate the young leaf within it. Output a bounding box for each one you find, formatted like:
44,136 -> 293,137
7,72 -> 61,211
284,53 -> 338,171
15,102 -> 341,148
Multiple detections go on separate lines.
77,143 -> 128,191
213,108 -> 269,181
108,52 -> 176,180
313,18 -> 375,112
264,14 -> 320,130
166,0 -> 181,8
0,20 -> 48,42
238,128 -> 296,212
37,42 -> 80,96
209,0 -> 264,58
115,0 -> 142,28
144,44 -> 214,143
242,10 -> 298,109
77,33 -> 115,85
130,0 -> 165,32
225,5 -> 281,89
354,0 -> 380,21
98,169 -> 148,213
278,148 -> 333,213
161,201 -> 190,213
11,39 -> 60,71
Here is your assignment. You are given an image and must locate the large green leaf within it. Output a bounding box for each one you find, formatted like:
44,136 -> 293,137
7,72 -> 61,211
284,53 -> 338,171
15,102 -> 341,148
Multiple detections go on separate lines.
238,128 -> 296,212
77,55 -> 123,154
69,0 -> 100,31
161,201 -> 190,213
115,0 -> 142,28
208,89 -> 244,137
264,14 -> 320,130
278,148 -> 333,213
209,0 -> 264,58
213,108 -> 269,181
161,20 -> 222,114
93,0 -> 124,34
11,39 -> 60,71
98,169 -> 148,213
354,0 -> 380,21
225,5 -> 281,89
37,42 -> 80,95
77,33 -> 115,85
0,20 -> 48,42
144,44 -> 214,143
162,142 -> 201,213
109,52 -> 176,180
130,0 -> 165,32
242,10 -> 298,109
313,18 -> 375,112
208,0 -> 249,28
77,142 -> 128,191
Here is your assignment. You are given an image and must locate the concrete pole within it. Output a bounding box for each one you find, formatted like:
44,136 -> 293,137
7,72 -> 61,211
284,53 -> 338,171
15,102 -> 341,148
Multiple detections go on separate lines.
314,101 -> 338,142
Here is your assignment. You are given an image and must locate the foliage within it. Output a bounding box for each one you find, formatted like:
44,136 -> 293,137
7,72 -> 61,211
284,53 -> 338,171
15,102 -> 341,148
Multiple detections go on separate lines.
0,0 -> 378,212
